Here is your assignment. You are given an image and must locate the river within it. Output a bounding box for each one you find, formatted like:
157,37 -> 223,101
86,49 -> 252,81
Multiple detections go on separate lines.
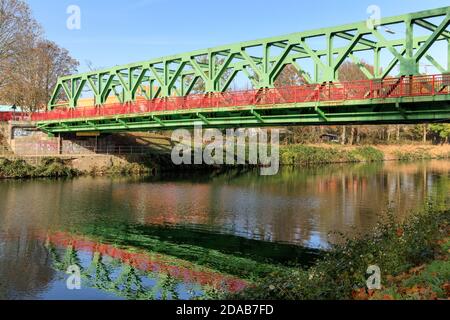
0,160 -> 449,300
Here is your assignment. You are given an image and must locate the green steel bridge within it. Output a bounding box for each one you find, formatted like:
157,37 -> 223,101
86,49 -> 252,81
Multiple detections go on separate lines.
34,6 -> 450,134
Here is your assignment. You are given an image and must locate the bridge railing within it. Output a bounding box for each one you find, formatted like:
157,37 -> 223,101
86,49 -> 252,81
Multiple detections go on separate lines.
32,74 -> 450,122
0,112 -> 31,122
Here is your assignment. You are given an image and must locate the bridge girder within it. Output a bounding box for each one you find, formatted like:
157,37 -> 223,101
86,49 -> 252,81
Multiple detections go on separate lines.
38,94 -> 450,134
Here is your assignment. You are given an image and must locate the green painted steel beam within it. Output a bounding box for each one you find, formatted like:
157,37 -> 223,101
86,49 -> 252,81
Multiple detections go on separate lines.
117,118 -> 129,129
426,54 -> 446,73
151,115 -> 165,127
250,109 -> 265,123
37,109 -> 450,133
315,107 -> 328,122
48,6 -> 450,109
196,113 -> 210,125
37,94 -> 450,134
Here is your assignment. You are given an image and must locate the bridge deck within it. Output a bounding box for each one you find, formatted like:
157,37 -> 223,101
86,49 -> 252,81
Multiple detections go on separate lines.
35,74 -> 450,133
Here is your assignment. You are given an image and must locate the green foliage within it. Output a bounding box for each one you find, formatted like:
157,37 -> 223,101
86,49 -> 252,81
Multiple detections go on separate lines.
394,150 -> 433,161
228,205 -> 449,300
429,124 -> 450,142
0,157 -> 79,178
401,259 -> 450,298
280,145 -> 345,165
349,146 -> 384,162
280,145 -> 384,165
0,158 -> 34,177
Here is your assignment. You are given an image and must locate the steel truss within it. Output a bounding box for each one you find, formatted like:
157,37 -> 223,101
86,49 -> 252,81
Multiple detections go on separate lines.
48,7 -> 450,110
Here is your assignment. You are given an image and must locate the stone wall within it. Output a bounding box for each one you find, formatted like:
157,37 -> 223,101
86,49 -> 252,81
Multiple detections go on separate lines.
7,123 -> 117,156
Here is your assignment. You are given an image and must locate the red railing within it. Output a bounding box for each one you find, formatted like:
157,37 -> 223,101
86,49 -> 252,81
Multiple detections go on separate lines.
0,112 -> 29,122
0,112 -> 14,121
32,74 -> 450,122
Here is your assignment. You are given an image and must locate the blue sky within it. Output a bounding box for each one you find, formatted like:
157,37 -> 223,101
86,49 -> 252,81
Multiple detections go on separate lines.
27,0 -> 449,73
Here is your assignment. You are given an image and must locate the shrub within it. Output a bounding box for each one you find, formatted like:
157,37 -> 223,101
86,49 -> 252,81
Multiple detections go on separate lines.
395,150 -> 433,161
0,157 -> 79,178
349,146 -> 384,162
227,205 -> 449,300
280,145 -> 384,165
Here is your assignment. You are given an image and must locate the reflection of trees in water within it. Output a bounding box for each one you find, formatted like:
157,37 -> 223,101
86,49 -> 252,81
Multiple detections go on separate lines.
0,233 -> 55,299
1,161 -> 448,250
205,162 -> 450,245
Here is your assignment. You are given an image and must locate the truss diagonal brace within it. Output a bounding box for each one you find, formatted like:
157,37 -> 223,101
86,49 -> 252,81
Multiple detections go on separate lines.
395,102 -> 408,119
315,106 -> 328,121
151,115 -> 165,127
116,118 -> 129,129
250,109 -> 265,123
196,113 -> 210,125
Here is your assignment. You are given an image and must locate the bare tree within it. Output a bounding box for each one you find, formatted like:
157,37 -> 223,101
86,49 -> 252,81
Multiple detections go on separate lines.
0,0 -> 39,104
0,0 -> 41,58
1,40 -> 79,112
274,64 -> 308,87
0,0 -> 79,111
0,0 -> 41,90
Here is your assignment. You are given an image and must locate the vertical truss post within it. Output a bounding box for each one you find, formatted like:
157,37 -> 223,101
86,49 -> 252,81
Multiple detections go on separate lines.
403,18 -> 419,75
327,32 -> 335,81
448,39 -> 450,72
374,47 -> 381,78
261,43 -> 271,87
208,52 -> 215,92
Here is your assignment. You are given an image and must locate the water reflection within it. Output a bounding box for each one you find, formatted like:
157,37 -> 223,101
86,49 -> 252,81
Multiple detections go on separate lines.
44,232 -> 248,300
1,161 -> 449,247
0,160 -> 449,299
0,231 -> 54,300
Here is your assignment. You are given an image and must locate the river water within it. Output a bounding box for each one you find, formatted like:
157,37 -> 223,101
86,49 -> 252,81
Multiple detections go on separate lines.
0,160 -> 449,300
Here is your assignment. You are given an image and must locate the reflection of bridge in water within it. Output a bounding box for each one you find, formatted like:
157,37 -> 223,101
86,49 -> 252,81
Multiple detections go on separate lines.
41,215 -> 322,300
44,232 -> 249,300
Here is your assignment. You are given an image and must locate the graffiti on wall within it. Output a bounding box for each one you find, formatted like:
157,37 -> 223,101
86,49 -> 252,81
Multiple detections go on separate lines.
13,135 -> 116,155
14,141 -> 59,155
12,128 -> 36,138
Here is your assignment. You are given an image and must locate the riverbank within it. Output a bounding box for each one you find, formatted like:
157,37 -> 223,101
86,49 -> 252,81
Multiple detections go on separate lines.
0,155 -> 240,179
1,144 -> 449,179
226,205 -> 449,300
280,144 -> 450,165
0,158 -> 80,179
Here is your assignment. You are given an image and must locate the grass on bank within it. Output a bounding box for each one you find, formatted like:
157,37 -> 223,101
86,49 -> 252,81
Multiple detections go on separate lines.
0,158 -> 155,179
280,145 -> 384,165
89,163 -> 152,176
226,205 -> 449,300
0,158 -> 79,178
394,149 -> 450,161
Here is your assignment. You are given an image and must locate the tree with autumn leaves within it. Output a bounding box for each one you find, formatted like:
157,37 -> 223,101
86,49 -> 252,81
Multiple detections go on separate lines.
0,0 -> 79,112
